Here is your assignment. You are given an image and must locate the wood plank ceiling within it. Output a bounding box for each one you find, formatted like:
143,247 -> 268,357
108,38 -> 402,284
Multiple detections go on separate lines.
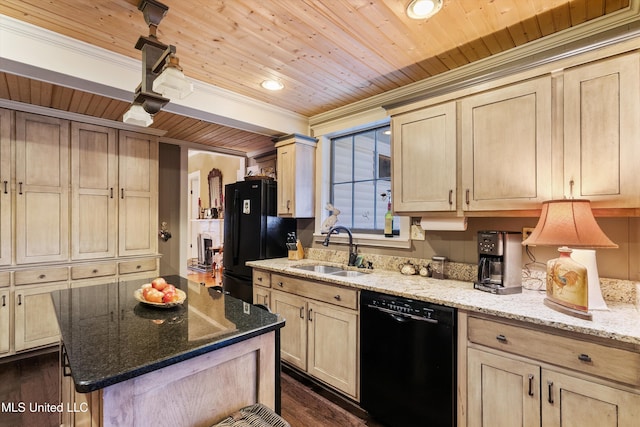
0,0 -> 631,154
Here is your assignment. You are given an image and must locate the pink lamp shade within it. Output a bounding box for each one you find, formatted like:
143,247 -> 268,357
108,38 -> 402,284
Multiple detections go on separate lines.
522,199 -> 618,248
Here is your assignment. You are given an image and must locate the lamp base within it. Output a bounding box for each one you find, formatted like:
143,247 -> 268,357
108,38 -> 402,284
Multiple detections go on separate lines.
543,297 -> 592,320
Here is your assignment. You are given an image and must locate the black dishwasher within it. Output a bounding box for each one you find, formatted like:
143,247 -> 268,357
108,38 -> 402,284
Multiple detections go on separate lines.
360,290 -> 457,427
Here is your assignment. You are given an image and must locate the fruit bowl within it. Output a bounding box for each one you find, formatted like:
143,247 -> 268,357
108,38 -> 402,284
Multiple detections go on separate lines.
134,287 -> 187,308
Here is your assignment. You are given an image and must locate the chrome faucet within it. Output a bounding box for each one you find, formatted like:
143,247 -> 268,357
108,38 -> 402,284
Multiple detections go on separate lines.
323,226 -> 358,266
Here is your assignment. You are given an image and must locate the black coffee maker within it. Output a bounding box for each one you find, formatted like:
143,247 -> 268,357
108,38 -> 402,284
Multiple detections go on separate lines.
474,230 -> 522,294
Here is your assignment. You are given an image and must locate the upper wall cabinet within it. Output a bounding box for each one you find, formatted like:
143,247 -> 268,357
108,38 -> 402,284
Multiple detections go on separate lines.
71,122 -> 118,260
0,109 -> 11,266
392,102 -> 457,213
275,134 -> 317,218
461,77 -> 552,211
562,53 -> 640,208
15,112 -> 70,264
118,130 -> 158,257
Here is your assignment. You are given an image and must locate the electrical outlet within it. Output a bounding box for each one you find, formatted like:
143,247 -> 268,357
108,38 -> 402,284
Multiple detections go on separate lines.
522,227 -> 535,241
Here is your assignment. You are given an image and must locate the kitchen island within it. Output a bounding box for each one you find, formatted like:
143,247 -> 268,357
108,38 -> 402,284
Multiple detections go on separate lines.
51,275 -> 284,427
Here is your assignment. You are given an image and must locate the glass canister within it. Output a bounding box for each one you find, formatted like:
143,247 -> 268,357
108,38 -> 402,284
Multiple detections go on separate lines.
431,256 -> 446,279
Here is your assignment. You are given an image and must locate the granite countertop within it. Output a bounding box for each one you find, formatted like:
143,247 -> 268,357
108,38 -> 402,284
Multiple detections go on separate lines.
51,275 -> 284,393
247,258 -> 640,347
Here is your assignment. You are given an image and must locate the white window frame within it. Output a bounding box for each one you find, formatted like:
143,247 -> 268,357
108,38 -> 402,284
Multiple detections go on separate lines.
312,117 -> 410,249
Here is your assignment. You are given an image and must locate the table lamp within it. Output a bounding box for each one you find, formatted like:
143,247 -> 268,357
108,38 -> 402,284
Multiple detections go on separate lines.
522,199 -> 618,320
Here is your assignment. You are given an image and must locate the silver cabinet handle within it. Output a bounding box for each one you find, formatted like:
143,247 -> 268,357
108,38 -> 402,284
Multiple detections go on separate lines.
2,295 -> 5,307
19,182 -> 23,195
496,334 -> 507,343
547,380 -> 554,404
286,200 -> 291,211
17,294 -> 22,305
308,308 -> 313,321
110,187 -> 114,198
528,374 -> 534,396
299,306 -> 304,319
121,188 -> 124,199
465,189 -> 470,205
2,180 -> 7,194
334,295 -> 341,301
278,281 -> 284,287
448,189 -> 453,205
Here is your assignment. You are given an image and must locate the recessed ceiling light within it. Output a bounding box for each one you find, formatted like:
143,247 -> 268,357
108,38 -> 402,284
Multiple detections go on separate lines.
406,0 -> 443,20
261,79 -> 284,91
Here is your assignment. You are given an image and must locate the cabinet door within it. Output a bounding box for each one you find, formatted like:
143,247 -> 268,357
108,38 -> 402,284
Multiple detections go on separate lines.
118,131 -> 158,256
271,290 -> 307,370
461,77 -> 552,211
253,287 -> 271,309
15,112 -> 70,264
0,108 -> 11,266
467,348 -> 541,427
392,102 -> 457,212
542,369 -> 640,427
14,282 -> 67,351
276,138 -> 315,218
71,122 -> 118,260
563,53 -> 640,207
307,300 -> 358,398
0,289 -> 9,355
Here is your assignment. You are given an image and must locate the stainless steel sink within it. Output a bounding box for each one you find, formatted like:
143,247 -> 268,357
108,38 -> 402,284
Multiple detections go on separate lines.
292,264 -> 344,274
329,270 -> 367,277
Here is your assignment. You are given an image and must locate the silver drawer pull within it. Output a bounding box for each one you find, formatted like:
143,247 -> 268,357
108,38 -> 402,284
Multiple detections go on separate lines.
496,334 -> 507,343
547,380 -> 554,404
3,180 -> 7,194
528,374 -> 534,396
334,295 -> 341,301
278,281 -> 284,287
257,277 -> 263,281
2,295 -> 5,307
578,353 -> 592,363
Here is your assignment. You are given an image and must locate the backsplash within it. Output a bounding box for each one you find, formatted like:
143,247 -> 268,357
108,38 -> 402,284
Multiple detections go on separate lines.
305,248 -> 638,305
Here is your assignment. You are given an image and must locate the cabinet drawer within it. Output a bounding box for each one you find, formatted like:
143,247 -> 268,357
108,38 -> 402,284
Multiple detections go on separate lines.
271,273 -> 357,310
253,270 -> 271,288
71,263 -> 117,280
468,316 -> 640,385
15,267 -> 69,285
119,258 -> 157,275
0,271 -> 10,287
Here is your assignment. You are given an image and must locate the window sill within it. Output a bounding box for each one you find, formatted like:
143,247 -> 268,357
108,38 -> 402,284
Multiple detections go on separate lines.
313,231 -> 411,249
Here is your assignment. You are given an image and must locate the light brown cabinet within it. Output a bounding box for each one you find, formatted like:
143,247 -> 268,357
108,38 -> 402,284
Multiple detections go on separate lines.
0,109 -> 10,266
118,130 -> 158,257
71,122 -> 118,260
274,134 -> 317,218
466,315 -> 640,427
14,282 -> 67,352
562,53 -> 640,207
0,287 -> 9,355
15,112 -> 70,264
257,270 -> 360,399
460,77 -> 552,211
392,102 -> 457,213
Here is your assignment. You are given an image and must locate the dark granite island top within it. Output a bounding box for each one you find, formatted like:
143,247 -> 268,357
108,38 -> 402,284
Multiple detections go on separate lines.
51,275 -> 284,427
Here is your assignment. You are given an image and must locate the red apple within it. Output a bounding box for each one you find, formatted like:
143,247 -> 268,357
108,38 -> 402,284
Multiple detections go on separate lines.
163,292 -> 180,303
145,288 -> 164,303
162,284 -> 176,295
151,277 -> 168,291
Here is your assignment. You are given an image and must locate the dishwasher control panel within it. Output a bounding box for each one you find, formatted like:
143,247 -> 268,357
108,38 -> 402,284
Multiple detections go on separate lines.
361,291 -> 456,324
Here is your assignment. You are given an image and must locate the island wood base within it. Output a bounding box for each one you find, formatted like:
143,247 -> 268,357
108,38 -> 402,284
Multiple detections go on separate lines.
61,332 -> 277,427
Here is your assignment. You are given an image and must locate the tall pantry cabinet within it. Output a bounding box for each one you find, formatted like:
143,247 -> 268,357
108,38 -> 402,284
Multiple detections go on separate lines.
0,108 -> 159,358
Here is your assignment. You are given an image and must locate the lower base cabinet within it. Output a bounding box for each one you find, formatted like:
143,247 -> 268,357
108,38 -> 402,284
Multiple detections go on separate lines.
14,283 -> 68,351
467,314 -> 640,427
261,270 -> 359,400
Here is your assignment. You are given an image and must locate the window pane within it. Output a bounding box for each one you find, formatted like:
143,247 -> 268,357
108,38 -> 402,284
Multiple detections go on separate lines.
333,137 -> 352,183
332,183 -> 353,228
377,128 -> 391,179
353,131 -> 375,181
353,181 -> 376,230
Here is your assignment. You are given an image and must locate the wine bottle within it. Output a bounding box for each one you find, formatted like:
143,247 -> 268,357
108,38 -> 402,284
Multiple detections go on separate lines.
384,200 -> 393,237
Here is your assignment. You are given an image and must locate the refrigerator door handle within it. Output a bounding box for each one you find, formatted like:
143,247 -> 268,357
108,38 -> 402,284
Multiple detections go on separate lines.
232,188 -> 240,265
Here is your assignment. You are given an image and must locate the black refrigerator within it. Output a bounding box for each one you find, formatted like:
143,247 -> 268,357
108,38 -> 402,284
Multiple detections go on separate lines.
222,179 -> 296,303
